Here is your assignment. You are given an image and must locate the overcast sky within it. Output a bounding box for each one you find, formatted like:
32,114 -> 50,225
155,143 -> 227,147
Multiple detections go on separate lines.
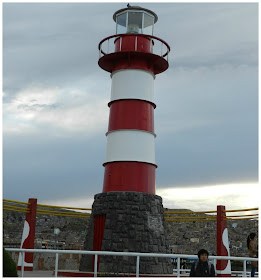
2,2 -> 259,211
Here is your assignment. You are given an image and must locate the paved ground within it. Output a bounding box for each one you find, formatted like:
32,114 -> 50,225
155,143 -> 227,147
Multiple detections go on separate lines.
18,271 -> 55,277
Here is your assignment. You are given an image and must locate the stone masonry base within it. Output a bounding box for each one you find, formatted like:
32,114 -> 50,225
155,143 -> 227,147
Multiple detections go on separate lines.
79,192 -> 172,274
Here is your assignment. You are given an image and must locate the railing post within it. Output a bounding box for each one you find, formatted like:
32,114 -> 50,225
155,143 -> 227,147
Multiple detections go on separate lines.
120,37 -> 122,52
17,198 -> 37,271
216,205 -> 231,277
136,256 -> 140,277
177,257 -> 180,277
213,258 -> 217,273
94,254 -> 98,277
243,260 -> 247,277
21,251 -> 25,277
55,253 -> 59,277
135,36 -> 137,51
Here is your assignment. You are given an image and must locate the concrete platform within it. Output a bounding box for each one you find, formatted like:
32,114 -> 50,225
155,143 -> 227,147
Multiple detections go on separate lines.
18,270 -> 55,277
57,270 -> 181,277
17,270 -> 182,277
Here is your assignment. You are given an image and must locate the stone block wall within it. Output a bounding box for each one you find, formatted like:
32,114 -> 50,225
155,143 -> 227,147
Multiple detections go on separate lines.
80,192 -> 173,274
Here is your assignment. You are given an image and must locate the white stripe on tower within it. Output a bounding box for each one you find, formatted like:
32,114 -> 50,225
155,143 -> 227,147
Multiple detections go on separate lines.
105,130 -> 155,165
111,69 -> 155,104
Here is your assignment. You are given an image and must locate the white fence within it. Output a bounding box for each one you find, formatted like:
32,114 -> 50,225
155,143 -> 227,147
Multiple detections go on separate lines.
5,248 -> 258,278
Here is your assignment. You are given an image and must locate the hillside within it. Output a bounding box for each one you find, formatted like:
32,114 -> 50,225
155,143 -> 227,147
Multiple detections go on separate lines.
3,208 -> 258,256
164,210 -> 258,256
3,208 -> 89,250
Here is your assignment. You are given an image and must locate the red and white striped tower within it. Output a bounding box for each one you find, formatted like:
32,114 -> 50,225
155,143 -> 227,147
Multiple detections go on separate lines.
98,6 -> 170,194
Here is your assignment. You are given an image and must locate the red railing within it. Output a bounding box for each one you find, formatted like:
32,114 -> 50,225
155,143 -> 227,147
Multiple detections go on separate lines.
98,33 -> 171,61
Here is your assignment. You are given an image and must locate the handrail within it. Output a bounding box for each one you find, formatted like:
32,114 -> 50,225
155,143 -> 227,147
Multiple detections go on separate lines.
165,219 -> 217,222
3,205 -> 29,211
225,217 -> 258,220
165,207 -> 258,215
5,248 -> 259,261
36,212 -> 90,218
3,199 -> 257,215
36,209 -> 91,215
225,214 -> 258,218
98,33 -> 170,58
5,248 -> 259,278
165,216 -> 217,219
164,210 -> 217,214
224,208 -> 258,212
3,199 -> 30,205
37,203 -> 92,211
3,208 -> 29,214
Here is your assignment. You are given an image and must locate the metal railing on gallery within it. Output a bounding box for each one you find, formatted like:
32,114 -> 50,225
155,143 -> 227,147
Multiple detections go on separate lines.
5,248 -> 258,278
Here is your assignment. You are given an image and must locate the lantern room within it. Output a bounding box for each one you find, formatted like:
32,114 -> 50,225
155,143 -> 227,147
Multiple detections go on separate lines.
98,5 -> 170,75
113,6 -> 158,35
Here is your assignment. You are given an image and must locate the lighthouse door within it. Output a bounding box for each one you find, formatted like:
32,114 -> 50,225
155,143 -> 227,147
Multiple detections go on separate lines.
93,215 -> 106,271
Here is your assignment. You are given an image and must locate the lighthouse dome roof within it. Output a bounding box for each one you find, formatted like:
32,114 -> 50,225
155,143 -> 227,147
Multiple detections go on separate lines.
113,6 -> 158,23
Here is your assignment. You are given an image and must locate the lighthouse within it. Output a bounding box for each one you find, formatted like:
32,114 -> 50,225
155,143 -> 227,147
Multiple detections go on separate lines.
100,6 -> 169,195
80,5 -> 172,275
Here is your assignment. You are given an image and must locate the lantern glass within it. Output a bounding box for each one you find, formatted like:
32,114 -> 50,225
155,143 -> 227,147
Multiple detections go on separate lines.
115,10 -> 155,35
127,12 -> 142,34
116,12 -> 127,34
143,13 -> 154,35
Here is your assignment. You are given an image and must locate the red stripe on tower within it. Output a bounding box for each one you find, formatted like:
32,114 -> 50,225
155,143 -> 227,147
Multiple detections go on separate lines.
103,161 -> 156,193
98,6 -> 170,194
108,100 -> 155,134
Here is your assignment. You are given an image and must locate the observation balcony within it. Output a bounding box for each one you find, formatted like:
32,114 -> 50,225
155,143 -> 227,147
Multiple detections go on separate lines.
98,33 -> 171,75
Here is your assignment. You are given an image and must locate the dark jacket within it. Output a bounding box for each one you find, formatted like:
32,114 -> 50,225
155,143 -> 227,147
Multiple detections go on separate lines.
190,260 -> 215,277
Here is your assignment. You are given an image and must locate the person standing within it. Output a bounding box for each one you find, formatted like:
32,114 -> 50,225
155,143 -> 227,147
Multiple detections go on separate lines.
190,249 -> 215,277
181,262 -> 187,274
247,233 -> 258,277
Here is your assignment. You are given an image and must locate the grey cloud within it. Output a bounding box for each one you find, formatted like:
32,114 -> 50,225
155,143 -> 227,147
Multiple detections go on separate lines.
170,41 -> 258,70
154,62 -> 258,188
156,120 -> 258,188
3,3 -> 258,204
17,103 -> 61,111
3,3 -> 119,99
3,132 -> 106,202
3,3 -> 258,99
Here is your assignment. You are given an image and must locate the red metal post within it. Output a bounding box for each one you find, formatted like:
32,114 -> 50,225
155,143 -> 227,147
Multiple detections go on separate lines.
216,205 -> 231,277
92,215 -> 106,271
17,198 -> 37,271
